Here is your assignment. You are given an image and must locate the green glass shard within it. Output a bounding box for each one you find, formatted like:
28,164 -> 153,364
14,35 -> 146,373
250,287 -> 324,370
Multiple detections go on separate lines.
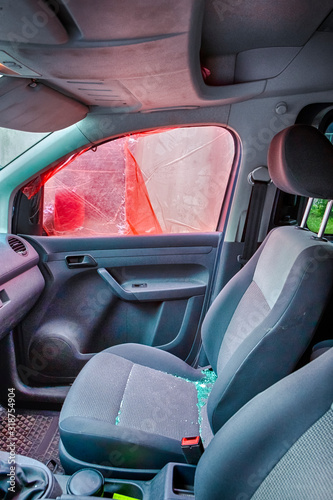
195,369 -> 217,433
115,399 -> 124,425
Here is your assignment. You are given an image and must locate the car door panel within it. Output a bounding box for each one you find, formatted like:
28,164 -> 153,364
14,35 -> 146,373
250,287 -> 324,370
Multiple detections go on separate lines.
17,233 -> 221,386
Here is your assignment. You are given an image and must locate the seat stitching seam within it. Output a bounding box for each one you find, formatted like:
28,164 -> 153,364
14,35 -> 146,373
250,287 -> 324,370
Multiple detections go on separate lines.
212,259 -> 319,430
115,364 -> 135,426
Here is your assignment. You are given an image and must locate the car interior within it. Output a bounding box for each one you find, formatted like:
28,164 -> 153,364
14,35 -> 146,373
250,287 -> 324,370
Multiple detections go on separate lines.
0,1 -> 333,499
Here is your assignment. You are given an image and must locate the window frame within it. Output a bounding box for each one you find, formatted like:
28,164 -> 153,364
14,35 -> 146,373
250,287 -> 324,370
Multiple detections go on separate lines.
16,125 -> 240,238
306,122 -> 333,236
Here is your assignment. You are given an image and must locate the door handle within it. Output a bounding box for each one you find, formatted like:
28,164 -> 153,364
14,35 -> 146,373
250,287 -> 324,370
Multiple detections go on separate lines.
65,255 -> 97,269
97,268 -> 137,301
97,268 -> 206,302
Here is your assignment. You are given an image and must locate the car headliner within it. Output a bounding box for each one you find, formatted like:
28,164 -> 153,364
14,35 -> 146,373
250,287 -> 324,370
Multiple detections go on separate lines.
0,0 -> 333,132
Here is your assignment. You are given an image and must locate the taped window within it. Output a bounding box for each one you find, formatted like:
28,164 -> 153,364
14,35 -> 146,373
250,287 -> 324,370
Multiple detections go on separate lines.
39,126 -> 235,236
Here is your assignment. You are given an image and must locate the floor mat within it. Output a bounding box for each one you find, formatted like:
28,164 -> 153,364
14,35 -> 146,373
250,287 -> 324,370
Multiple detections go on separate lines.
0,406 -> 64,473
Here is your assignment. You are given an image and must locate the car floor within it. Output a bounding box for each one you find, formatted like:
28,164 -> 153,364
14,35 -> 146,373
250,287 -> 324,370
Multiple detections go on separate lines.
0,405 -> 64,473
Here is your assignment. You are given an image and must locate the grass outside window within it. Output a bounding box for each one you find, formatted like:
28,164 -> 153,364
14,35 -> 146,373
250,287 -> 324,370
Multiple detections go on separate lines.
307,130 -> 333,234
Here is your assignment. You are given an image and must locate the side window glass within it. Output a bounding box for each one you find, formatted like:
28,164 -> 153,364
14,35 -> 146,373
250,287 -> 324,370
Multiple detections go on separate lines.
307,124 -> 333,234
24,126 -> 235,237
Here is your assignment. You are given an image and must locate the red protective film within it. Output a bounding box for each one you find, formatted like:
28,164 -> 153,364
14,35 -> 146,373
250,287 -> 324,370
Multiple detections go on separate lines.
54,189 -> 85,232
22,148 -> 90,200
22,127 -> 235,237
124,137 -> 162,235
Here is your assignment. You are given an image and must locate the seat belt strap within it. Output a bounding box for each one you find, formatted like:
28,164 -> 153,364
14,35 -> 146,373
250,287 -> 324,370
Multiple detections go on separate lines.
238,166 -> 271,265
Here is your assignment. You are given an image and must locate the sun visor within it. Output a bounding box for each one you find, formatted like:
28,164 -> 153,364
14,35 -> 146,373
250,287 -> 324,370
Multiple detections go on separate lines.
0,77 -> 88,132
0,0 -> 68,45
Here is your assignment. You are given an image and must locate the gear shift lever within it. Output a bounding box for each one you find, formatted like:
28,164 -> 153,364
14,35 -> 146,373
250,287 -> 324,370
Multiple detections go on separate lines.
0,453 -> 61,500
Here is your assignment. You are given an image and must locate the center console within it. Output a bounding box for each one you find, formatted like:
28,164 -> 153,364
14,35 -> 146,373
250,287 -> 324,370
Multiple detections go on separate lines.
0,452 -> 195,500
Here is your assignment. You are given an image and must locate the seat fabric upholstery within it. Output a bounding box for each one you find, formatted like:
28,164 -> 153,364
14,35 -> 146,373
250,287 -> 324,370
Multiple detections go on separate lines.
195,348 -> 333,500
203,224 -> 333,432
59,125 -> 333,474
60,346 -> 204,469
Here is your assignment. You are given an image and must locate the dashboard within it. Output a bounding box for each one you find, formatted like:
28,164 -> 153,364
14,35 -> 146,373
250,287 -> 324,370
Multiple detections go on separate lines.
0,234 -> 44,340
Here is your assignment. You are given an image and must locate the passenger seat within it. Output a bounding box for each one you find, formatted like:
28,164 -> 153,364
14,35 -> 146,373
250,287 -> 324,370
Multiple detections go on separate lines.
59,125 -> 333,476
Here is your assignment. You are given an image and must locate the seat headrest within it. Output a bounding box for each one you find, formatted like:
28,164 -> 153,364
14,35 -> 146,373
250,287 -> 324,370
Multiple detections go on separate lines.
268,125 -> 333,199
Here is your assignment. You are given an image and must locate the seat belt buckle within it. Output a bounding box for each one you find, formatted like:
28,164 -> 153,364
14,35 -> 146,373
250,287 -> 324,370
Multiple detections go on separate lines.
181,436 -> 204,465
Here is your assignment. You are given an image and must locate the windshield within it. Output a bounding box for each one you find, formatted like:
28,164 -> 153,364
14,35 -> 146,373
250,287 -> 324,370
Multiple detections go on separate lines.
0,127 -> 50,169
